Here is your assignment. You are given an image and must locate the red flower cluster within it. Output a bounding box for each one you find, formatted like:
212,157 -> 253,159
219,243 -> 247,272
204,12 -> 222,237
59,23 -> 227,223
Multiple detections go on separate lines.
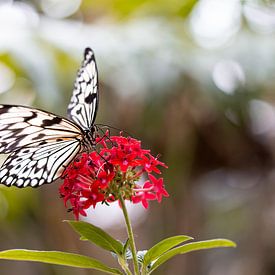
59,134 -> 168,219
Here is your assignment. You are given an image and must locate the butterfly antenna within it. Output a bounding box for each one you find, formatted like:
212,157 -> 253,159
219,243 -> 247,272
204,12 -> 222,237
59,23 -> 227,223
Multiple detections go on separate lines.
96,127 -> 113,144
93,127 -> 117,161
96,123 -> 132,137
92,145 -> 110,163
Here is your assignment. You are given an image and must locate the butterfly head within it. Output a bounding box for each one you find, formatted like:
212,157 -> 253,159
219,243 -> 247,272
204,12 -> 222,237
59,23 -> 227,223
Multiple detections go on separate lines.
82,126 -> 98,150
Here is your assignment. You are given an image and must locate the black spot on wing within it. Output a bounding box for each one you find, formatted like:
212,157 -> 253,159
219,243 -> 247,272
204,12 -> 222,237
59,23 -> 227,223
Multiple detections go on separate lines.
0,105 -> 11,114
23,167 -> 29,173
84,48 -> 94,63
34,166 -> 41,173
85,93 -> 96,104
85,48 -> 92,55
24,112 -> 37,122
42,117 -> 62,127
6,137 -> 27,151
33,133 -> 46,140
39,141 -> 47,145
0,142 -> 7,148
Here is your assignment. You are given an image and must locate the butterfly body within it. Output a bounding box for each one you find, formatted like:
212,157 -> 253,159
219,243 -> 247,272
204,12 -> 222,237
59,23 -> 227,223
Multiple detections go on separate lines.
83,127 -> 98,151
0,48 -> 100,188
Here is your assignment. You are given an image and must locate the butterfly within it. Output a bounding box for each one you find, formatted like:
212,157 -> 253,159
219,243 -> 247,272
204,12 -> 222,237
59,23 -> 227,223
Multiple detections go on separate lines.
0,48 -> 99,188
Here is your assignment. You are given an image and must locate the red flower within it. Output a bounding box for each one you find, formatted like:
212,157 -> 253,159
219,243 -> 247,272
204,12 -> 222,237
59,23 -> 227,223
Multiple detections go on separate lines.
148,174 -> 169,202
132,181 -> 156,208
137,154 -> 168,174
59,133 -> 168,219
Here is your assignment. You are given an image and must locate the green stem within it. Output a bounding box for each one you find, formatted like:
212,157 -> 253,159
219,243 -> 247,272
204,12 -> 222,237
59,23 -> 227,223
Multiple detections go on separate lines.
118,257 -> 132,275
119,194 -> 140,275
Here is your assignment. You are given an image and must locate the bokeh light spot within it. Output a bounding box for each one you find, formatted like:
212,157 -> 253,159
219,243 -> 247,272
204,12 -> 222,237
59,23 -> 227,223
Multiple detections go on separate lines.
189,0 -> 241,48
41,0 -> 82,19
244,3 -> 275,34
212,60 -> 245,94
81,201 -> 147,229
249,99 -> 275,136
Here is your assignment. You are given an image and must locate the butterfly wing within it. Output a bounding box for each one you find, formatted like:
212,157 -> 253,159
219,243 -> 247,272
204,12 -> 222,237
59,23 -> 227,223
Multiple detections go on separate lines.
0,104 -> 84,187
0,105 -> 82,154
67,48 -> 99,130
0,139 -> 81,187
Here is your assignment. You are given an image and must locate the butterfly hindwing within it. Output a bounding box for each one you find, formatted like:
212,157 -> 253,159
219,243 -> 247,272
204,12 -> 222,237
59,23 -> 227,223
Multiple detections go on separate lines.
67,48 -> 99,130
0,139 -> 81,187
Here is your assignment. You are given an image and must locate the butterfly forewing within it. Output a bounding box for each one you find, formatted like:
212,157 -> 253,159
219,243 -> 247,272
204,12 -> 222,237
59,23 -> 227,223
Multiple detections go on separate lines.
67,48 -> 99,130
0,105 -> 83,154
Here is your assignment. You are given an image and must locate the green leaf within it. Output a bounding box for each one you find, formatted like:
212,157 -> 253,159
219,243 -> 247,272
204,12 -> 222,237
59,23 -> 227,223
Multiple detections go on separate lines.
149,239 -> 236,274
123,238 -> 130,256
143,235 -> 193,268
0,249 -> 122,275
66,220 -> 123,255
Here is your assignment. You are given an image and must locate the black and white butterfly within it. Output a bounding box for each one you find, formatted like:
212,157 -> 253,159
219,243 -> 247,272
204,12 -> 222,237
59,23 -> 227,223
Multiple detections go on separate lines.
0,48 -> 99,188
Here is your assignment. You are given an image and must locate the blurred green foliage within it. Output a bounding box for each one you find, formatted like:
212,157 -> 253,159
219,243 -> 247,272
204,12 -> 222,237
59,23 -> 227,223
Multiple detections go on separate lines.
81,0 -> 197,19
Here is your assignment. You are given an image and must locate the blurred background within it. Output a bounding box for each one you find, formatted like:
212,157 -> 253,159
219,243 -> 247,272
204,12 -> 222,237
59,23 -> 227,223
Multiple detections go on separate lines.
0,0 -> 275,274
